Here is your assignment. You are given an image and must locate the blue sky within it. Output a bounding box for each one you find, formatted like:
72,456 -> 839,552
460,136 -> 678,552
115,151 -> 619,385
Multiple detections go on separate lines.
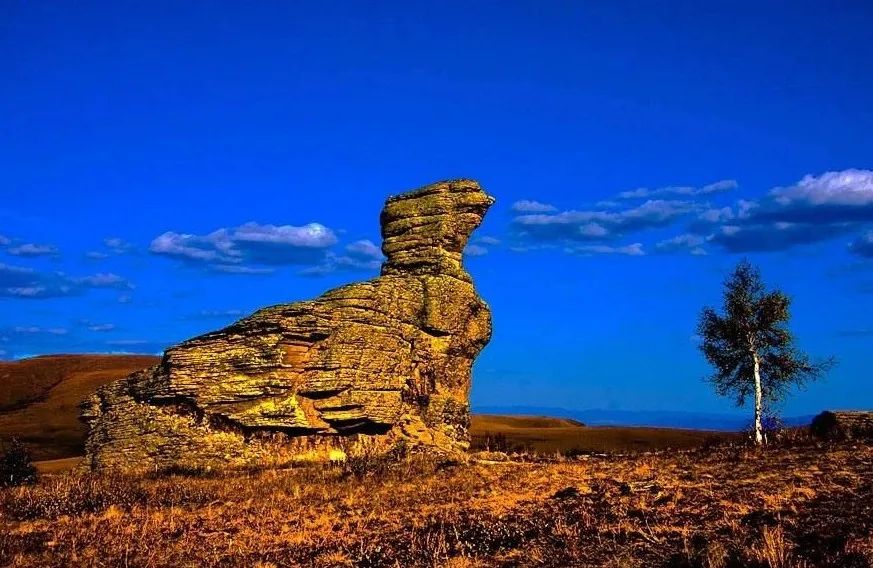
2,1 -> 872,417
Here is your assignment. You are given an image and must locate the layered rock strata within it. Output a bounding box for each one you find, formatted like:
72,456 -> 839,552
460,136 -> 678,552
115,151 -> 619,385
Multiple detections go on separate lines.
81,180 -> 494,472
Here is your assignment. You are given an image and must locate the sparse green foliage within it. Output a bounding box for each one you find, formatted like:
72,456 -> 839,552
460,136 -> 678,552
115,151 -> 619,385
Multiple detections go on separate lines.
0,438 -> 38,487
697,260 -> 834,445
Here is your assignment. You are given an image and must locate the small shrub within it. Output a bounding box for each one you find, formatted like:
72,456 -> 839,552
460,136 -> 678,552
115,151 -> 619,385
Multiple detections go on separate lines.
753,525 -> 796,568
484,433 -> 511,453
341,441 -> 410,479
0,438 -> 38,487
1,474 -> 149,520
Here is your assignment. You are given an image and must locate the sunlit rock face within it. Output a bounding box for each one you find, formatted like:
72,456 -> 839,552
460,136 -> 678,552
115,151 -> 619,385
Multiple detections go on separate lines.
81,180 -> 494,472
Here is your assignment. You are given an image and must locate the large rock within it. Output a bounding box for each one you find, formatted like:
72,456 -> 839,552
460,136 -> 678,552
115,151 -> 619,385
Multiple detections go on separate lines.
811,410 -> 873,440
81,180 -> 494,472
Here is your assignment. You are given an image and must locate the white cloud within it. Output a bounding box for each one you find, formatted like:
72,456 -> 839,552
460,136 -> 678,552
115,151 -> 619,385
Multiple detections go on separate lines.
704,170 -> 873,254
150,231 -> 229,263
233,222 -> 337,248
770,169 -> 873,207
511,200 -> 557,213
150,222 -> 338,271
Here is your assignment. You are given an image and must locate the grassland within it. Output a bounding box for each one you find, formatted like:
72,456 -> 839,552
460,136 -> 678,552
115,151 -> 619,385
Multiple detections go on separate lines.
2,442 -> 871,567
1,355 -> 870,566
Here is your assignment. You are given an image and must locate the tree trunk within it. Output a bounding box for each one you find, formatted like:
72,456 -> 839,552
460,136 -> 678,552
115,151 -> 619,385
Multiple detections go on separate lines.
752,351 -> 763,445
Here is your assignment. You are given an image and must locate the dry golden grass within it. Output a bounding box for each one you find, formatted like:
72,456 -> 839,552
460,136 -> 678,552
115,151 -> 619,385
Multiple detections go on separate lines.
2,442 -> 871,567
2,356 -> 870,566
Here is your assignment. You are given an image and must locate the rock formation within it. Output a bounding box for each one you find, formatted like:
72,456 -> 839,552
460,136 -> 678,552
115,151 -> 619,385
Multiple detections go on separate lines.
811,410 -> 873,441
81,180 -> 494,472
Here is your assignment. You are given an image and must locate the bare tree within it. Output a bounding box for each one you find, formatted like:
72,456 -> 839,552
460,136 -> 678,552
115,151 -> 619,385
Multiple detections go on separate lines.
697,260 -> 834,445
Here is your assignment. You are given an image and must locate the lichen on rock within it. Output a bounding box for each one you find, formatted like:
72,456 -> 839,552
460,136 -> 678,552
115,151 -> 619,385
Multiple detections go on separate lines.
81,179 -> 495,472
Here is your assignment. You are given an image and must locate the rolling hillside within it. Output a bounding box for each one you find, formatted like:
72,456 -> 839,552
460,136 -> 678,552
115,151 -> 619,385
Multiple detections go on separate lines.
0,354 -> 159,460
469,414 -> 737,454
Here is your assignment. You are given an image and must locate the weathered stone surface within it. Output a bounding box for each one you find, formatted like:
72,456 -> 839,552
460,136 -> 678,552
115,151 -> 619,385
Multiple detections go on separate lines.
81,180 -> 494,472
811,410 -> 873,440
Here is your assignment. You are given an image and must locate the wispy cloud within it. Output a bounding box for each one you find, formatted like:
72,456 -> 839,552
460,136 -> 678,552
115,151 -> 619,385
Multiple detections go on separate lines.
0,263 -> 132,299
104,237 -> 133,254
301,239 -> 383,276
12,326 -> 68,335
849,232 -> 873,258
6,243 -> 59,257
512,200 -> 557,213
514,199 -> 697,243
618,179 -> 737,200
655,234 -> 707,255
464,244 -> 489,256
463,235 -> 501,257
569,243 -> 645,256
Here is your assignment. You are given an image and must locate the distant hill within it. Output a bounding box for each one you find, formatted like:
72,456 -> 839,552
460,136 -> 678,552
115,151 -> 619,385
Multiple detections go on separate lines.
0,354 -> 159,460
475,405 -> 816,432
469,413 -> 738,454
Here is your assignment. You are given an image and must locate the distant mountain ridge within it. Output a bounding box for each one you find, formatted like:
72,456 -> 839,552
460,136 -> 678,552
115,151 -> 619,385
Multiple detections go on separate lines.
474,405 -> 815,432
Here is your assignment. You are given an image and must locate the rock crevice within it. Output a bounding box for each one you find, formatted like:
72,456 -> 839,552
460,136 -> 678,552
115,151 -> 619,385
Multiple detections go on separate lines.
81,179 -> 494,472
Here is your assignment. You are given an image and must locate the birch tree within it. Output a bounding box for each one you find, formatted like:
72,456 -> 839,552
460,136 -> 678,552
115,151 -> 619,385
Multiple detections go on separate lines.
697,260 -> 833,445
